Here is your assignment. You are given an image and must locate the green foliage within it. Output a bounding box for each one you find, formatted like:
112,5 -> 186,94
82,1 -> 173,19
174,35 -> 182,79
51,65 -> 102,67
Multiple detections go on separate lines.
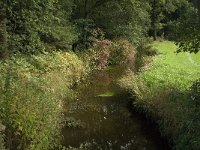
72,19 -> 98,50
149,0 -> 187,40
94,0 -> 150,45
4,0 -> 76,54
171,3 -> 200,53
79,39 -> 136,70
119,41 -> 200,149
2,0 -> 198,56
165,0 -> 200,53
1,0 -> 200,148
76,39 -> 111,70
0,0 -> 7,58
72,0 -> 150,47
0,52 -> 88,149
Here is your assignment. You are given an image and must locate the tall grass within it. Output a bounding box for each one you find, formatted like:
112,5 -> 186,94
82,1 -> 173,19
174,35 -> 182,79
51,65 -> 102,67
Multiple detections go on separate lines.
0,52 -> 88,149
120,41 -> 200,149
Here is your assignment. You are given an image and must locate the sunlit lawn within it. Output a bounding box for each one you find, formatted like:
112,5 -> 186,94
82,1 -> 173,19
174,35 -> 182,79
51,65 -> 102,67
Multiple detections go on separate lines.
126,41 -> 200,149
144,41 -> 200,91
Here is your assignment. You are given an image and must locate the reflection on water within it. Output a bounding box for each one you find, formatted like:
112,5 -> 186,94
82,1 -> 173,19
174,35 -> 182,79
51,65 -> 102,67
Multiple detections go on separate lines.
62,67 -> 169,150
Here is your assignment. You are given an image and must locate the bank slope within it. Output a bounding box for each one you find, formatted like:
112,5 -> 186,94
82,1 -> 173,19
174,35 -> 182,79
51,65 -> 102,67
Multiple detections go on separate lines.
0,52 -> 89,149
120,41 -> 200,150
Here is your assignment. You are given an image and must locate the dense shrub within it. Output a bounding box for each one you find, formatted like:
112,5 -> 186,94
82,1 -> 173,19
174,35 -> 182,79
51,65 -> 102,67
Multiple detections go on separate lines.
79,39 -> 136,70
109,39 -> 136,67
0,52 -> 88,149
77,39 -> 112,70
95,39 -> 112,70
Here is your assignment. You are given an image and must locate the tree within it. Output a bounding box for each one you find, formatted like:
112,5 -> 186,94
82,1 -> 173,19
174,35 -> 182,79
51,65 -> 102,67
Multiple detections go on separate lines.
72,0 -> 150,50
172,1 -> 200,53
149,0 -> 185,40
91,0 -> 150,43
71,0 -> 113,50
0,0 -> 76,54
0,0 -> 7,58
196,0 -> 200,23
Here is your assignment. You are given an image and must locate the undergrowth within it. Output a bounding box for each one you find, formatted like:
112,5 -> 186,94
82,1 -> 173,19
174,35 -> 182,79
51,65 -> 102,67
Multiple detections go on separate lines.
0,38 -> 137,149
0,52 -> 88,149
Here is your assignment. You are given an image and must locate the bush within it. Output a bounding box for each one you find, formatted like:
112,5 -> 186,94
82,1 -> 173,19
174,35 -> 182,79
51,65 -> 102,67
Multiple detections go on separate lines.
77,39 -> 112,70
81,39 -> 137,70
0,52 -> 88,149
109,39 -> 136,68
95,39 -> 112,70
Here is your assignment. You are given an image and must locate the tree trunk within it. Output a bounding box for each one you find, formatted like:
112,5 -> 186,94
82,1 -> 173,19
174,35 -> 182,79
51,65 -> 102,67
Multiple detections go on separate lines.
0,0 -> 7,58
84,0 -> 88,19
152,0 -> 157,41
153,28 -> 157,41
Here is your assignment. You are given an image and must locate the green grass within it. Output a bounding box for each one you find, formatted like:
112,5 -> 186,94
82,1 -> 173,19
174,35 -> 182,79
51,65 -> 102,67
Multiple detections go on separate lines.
153,41 -> 200,69
120,41 -> 200,150
148,41 -> 200,90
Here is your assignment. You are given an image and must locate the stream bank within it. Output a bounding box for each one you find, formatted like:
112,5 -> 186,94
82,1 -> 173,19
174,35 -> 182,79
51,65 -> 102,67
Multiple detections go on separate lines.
119,41 -> 200,150
62,66 -> 170,149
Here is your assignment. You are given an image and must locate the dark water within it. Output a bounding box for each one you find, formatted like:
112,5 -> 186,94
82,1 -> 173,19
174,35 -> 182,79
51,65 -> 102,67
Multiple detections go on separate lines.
62,67 -> 169,150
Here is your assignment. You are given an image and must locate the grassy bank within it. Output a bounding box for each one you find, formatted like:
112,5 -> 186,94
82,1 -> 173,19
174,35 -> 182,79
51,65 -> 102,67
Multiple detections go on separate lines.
0,52 -> 89,149
120,41 -> 200,149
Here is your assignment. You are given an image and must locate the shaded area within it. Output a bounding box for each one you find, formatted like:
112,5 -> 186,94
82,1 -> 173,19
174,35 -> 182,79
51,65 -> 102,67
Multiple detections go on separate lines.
62,67 -> 170,149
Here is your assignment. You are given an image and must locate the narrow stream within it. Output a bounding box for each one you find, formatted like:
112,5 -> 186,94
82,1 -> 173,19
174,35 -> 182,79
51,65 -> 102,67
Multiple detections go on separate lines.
62,67 -> 169,150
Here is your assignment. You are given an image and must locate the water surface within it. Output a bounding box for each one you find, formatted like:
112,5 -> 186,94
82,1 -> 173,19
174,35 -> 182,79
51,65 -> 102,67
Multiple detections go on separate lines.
62,67 -> 169,150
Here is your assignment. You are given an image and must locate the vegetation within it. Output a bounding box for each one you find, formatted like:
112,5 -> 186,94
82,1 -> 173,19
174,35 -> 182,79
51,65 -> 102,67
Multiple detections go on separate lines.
0,52 -> 89,149
119,41 -> 200,149
167,0 -> 200,53
149,0 -> 185,40
0,0 -> 200,149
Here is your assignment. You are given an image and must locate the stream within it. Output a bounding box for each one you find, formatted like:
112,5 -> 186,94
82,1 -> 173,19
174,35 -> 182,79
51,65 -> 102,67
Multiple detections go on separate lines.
62,67 -> 170,150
